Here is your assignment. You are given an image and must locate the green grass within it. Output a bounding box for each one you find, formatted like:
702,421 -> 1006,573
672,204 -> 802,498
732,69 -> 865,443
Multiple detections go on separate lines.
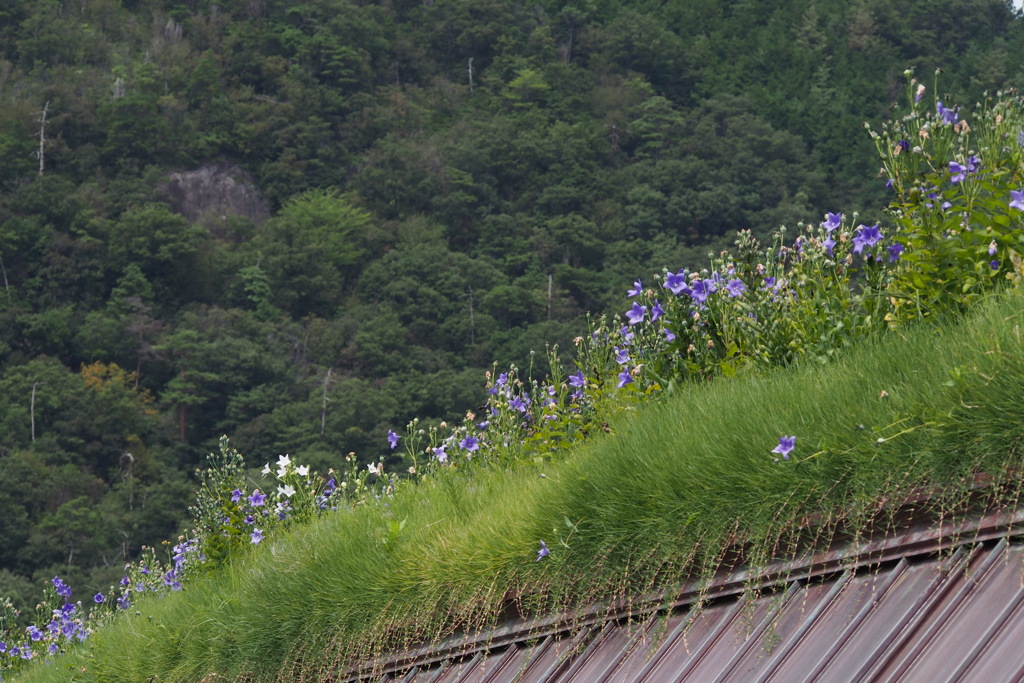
19,290 -> 1024,682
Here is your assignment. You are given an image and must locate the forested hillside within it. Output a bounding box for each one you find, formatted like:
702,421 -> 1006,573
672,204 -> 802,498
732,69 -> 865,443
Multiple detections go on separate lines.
0,0 -> 1021,609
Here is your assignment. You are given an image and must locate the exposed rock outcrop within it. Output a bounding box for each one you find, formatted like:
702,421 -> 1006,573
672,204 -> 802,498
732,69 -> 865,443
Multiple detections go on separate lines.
164,163 -> 269,227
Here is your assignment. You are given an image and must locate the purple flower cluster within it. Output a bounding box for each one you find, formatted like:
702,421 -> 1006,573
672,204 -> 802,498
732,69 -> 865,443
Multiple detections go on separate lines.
1,575 -> 124,665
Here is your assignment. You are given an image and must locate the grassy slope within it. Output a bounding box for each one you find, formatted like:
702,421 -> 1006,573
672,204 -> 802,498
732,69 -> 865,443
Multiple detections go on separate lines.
21,290 -> 1024,682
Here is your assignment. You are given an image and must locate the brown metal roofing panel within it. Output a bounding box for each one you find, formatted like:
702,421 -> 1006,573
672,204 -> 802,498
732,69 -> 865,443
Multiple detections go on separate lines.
406,664 -> 448,683
702,582 -> 804,682
802,561 -> 937,683
954,576 -> 1024,683
500,635 -> 559,683
480,643 -> 535,683
809,551 -> 970,683
562,623 -> 626,682
601,614 -> 685,683
612,612 -> 691,683
433,653 -> 482,683
721,578 -> 838,682
565,615 -> 672,683
480,647 -> 523,683
672,591 -> 779,681
554,622 -> 613,681
764,559 -> 910,683
857,541 -> 1006,681
895,543 -> 1024,682
451,647 -> 517,683
528,627 -> 596,681
631,596 -> 743,682
408,665 -> 446,683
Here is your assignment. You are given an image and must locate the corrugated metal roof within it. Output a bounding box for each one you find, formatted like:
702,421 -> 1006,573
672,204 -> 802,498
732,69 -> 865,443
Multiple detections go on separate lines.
347,505 -> 1024,682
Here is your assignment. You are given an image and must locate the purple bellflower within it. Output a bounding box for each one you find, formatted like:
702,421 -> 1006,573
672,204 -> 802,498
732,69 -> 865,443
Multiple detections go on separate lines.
949,161 -> 966,184
772,435 -> 796,460
665,270 -> 690,295
626,302 -> 647,325
614,346 -> 629,365
689,280 -> 712,304
821,212 -> 842,232
852,224 -> 882,254
937,101 -> 958,124
651,300 -> 665,320
725,279 -> 746,297
509,394 -> 529,413
536,540 -> 549,561
1010,189 -> 1024,211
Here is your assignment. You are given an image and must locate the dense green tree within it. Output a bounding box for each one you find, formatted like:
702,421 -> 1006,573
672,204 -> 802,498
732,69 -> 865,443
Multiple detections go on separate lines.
107,204 -> 210,306
248,188 -> 377,317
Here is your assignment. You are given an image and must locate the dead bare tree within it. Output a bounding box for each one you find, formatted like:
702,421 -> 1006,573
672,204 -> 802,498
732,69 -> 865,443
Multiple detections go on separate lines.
31,380 -> 42,442
36,101 -> 49,175
0,255 -> 9,302
320,367 -> 333,435
467,288 -> 475,344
